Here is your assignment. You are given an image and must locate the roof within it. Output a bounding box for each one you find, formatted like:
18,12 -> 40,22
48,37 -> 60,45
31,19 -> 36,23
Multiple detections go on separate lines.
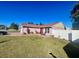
21,22 -> 60,28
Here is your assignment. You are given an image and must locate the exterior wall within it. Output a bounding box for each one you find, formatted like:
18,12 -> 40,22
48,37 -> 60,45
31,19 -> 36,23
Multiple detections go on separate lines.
46,29 -> 79,43
20,27 -> 27,34
35,28 -> 40,33
29,28 -> 36,34
72,30 -> 79,42
50,30 -> 70,40
43,28 -> 45,34
20,26 -> 45,34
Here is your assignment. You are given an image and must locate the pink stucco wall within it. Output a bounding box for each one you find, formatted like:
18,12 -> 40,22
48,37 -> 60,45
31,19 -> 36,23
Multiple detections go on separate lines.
20,27 -> 45,34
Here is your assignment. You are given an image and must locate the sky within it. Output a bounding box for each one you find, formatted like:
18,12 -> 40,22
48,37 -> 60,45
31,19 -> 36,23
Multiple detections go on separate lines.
0,1 -> 77,28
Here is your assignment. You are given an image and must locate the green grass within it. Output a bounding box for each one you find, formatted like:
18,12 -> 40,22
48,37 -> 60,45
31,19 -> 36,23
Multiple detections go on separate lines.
0,35 -> 69,58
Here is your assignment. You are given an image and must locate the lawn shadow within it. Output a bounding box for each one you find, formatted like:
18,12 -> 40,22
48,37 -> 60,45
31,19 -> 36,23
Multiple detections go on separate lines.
63,41 -> 79,58
0,39 -> 11,44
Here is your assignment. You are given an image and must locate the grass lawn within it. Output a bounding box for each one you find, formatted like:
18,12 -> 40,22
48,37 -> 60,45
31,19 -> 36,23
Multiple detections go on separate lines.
0,35 -> 74,58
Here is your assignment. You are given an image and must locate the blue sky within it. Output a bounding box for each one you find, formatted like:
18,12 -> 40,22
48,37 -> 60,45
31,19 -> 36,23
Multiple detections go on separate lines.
0,1 -> 77,28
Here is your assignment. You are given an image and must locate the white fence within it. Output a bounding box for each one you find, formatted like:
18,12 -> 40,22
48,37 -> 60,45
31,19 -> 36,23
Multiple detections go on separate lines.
48,30 -> 79,43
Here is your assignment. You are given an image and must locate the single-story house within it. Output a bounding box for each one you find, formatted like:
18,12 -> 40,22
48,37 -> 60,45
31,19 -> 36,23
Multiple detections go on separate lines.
20,22 -> 65,35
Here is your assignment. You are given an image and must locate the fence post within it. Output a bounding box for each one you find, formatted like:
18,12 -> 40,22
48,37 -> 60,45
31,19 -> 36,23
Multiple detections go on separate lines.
68,31 -> 72,42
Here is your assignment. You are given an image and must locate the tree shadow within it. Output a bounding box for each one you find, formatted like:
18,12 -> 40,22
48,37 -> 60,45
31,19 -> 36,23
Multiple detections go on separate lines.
63,41 -> 79,58
0,40 -> 11,44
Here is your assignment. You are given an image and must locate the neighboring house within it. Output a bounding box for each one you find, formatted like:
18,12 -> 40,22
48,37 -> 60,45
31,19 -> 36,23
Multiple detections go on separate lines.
20,22 -> 65,35
0,25 -> 6,30
0,25 -> 7,35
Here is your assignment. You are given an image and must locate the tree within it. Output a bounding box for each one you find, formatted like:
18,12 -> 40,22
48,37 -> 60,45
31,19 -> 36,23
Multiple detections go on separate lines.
28,22 -> 34,24
71,3 -> 79,30
9,22 -> 18,30
36,24 -> 39,25
0,25 -> 6,30
39,22 -> 43,25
